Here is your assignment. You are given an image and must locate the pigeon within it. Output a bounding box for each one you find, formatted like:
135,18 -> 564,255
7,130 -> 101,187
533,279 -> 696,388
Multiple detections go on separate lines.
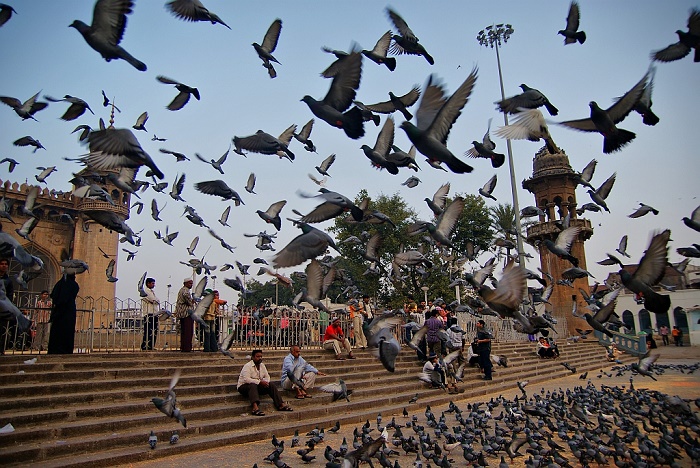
301,51 -> 365,139
69,0 -> 147,71
558,1 -> 586,45
44,94 -> 94,121
101,90 -> 121,112
148,430 -> 157,449
362,30 -> 396,71
573,158 -> 597,189
618,229 -> 671,314
152,134 -> 166,141
628,203 -> 659,218
315,154 -> 336,177
558,71 -> 650,153
168,173 -> 186,201
13,136 -> 45,153
165,0 -> 230,29
0,3 -> 16,28
400,69 -> 478,174
0,91 -> 48,120
218,206 -> 231,227
256,200 -> 286,231
85,127 -> 164,179
35,166 -> 57,184
319,379 -> 351,402
474,262 -> 527,318
83,210 -> 135,244
272,221 -> 338,269
466,118 -> 505,168
386,144 -> 419,171
386,7 -> 434,64
194,180 -> 243,205
15,217 -> 38,241
494,108 -> 559,154
361,117 -> 399,175
408,197 -> 465,249
186,236 -> 199,256
151,370 -> 187,427
683,205 -> 700,232
365,313 -> 404,372
425,182 -> 450,217
132,111 -> 148,131
631,353 -> 659,380
195,145 -> 229,174
150,199 -> 166,221
156,75 -> 200,111
361,86 -> 421,121
292,259 -> 329,312
245,173 -> 256,194
253,18 -> 282,78
293,119 -> 317,153
159,148 -> 190,162
0,278 -> 31,333
105,259 -> 118,282
587,172 -> 616,212
626,64 -> 659,126
496,84 -> 558,116
233,128 -> 295,161
542,226 -> 581,267
0,158 -> 18,173
478,174 -> 497,201
296,188 -> 363,223
402,176 -> 421,188
651,8 -> 700,62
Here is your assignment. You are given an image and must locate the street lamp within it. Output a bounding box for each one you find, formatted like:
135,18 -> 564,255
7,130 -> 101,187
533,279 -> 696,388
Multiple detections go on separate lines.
420,286 -> 429,305
477,23 -> 526,269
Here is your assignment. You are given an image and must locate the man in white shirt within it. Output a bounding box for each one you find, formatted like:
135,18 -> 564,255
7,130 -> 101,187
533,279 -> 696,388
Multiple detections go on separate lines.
140,277 -> 160,351
237,349 -> 292,416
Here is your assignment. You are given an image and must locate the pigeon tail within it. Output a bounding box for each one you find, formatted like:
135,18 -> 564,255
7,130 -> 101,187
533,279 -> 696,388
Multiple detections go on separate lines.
121,49 -> 147,72
603,129 -> 635,154
342,107 -> 365,139
491,152 -> 505,168
383,57 -> 397,71
643,290 -> 671,315
575,31 -> 586,44
445,157 -> 474,174
642,109 -> 660,126
544,102 -> 559,116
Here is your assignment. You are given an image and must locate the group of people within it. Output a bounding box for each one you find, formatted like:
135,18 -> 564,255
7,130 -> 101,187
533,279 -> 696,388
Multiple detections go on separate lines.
236,345 -> 326,416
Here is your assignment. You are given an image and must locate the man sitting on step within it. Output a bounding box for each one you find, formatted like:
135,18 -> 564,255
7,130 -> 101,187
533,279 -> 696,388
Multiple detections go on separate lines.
322,317 -> 355,360
280,344 -> 327,399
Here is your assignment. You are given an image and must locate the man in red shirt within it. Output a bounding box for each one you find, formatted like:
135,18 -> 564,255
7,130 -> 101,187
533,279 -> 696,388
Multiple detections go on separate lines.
323,317 -> 355,360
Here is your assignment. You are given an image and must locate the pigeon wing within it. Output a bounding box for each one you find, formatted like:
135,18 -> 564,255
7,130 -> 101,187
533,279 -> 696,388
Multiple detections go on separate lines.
632,229 -> 670,286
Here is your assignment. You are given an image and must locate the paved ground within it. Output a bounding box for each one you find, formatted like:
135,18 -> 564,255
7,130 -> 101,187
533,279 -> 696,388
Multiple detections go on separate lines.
121,344 -> 700,468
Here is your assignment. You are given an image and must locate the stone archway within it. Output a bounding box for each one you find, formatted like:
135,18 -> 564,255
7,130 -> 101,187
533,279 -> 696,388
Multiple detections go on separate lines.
8,243 -> 60,309
622,310 -> 635,333
639,309 -> 652,333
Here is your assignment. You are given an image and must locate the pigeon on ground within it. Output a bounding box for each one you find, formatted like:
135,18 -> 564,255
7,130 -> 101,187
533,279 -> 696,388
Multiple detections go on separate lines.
587,172 -> 616,212
496,84 -> 558,116
44,95 -> 94,121
558,71 -> 650,153
195,145 -> 228,174
0,91 -> 48,120
302,51 -> 365,139
650,8 -> 700,62
558,1 -> 586,44
618,229 -> 671,314
156,76 -> 200,111
151,370 -> 187,427
70,0 -> 147,71
194,180 -> 243,205
400,69 -> 478,174
253,18 -> 282,78
165,0 -> 230,29
386,7 -> 434,64
466,118 -> 505,168
362,86 -> 421,121
362,30 -> 396,71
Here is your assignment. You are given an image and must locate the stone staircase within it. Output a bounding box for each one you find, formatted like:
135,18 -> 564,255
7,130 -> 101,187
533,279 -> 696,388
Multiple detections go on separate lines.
0,341 -> 634,467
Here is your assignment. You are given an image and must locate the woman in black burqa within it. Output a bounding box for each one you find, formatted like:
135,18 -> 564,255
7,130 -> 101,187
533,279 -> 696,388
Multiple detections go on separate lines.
48,274 -> 80,354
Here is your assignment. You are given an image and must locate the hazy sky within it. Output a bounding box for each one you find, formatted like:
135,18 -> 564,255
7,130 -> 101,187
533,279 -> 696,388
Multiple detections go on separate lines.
1,1 -> 697,304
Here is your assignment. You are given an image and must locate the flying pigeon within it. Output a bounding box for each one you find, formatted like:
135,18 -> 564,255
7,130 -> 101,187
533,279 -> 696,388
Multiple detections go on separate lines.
194,180 -> 243,205
70,0 -> 147,71
558,71 -> 650,153
466,118 -> 505,168
44,95 -> 94,121
195,145 -> 229,174
85,127 -> 164,179
361,30 -> 396,71
296,188 -> 363,223
253,18 -> 282,78
587,172 -> 616,212
542,226 -> 581,267
233,128 -> 295,161
293,119 -> 317,153
386,144 -> 419,171
386,7 -> 434,64
361,86 -> 421,121
628,203 -> 659,218
105,259 -> 118,282
132,111 -> 148,131
159,148 -> 190,162
13,136 -> 45,153
361,117 -> 399,175
0,3 -> 16,28
256,200 -> 286,231
618,229 -> 671,314
151,370 -> 187,427
165,0 -> 230,29
478,174 -> 497,201
156,75 -> 200,111
0,91 -> 48,120
558,1 -> 586,45
683,205 -> 700,232
315,154 -> 336,177
245,173 -> 256,194
400,69 -> 478,174
496,84 -> 559,116
494,108 -> 560,154
272,221 -> 338,268
650,8 -> 700,62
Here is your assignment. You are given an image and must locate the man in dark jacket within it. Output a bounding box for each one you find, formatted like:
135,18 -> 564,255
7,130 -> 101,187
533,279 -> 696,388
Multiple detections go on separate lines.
475,320 -> 493,380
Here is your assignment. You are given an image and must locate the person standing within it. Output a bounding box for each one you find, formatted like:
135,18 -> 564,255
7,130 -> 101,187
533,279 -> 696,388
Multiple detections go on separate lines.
672,326 -> 683,346
140,277 -> 160,351
348,299 -> 366,349
174,278 -> 195,352
32,290 -> 52,351
358,294 -> 374,331
280,344 -> 327,399
47,274 -> 80,354
475,320 -> 493,380
202,290 -> 218,352
659,325 -> 670,346
237,349 -> 292,416
425,310 -> 444,358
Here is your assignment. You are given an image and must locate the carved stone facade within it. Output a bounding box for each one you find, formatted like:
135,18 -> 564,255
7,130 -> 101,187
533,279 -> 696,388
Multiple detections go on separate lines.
522,146 -> 593,336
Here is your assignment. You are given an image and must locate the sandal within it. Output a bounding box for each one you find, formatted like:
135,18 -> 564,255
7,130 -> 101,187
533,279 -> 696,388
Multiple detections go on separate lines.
296,394 -> 306,399
251,409 -> 265,416
278,405 -> 293,412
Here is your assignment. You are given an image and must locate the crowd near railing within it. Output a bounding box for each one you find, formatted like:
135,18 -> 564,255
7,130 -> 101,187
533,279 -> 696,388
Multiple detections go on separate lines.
2,294 -> 570,355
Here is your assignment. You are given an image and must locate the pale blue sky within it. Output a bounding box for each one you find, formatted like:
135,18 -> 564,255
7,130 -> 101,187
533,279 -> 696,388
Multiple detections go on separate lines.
0,1 -> 697,303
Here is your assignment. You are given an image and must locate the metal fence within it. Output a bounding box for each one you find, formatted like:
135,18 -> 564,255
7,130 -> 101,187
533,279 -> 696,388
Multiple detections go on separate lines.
2,295 -> 568,355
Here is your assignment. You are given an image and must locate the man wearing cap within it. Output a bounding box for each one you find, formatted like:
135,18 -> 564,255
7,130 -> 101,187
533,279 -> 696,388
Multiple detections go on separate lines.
348,298 -> 366,349
140,277 -> 160,351
174,277 -> 196,352
323,317 -> 355,360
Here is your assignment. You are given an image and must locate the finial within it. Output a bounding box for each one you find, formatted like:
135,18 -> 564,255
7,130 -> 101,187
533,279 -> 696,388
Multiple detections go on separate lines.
109,98 -> 116,129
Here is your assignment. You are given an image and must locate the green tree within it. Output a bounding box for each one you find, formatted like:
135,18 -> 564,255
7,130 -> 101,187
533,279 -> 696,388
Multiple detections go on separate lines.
241,277 -> 295,308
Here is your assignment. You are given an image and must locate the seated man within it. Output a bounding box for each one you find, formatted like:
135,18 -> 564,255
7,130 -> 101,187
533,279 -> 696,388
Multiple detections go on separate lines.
322,317 -> 355,360
419,353 -> 446,389
237,349 -> 292,416
606,343 -> 623,363
281,344 -> 326,399
537,336 -> 558,358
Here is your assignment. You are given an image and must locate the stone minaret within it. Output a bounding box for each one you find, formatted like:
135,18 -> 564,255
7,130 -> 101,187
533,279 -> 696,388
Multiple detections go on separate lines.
522,146 -> 593,336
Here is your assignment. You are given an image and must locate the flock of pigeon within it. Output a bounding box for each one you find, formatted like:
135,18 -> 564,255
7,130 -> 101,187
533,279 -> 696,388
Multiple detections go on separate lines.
0,2 -> 698,338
